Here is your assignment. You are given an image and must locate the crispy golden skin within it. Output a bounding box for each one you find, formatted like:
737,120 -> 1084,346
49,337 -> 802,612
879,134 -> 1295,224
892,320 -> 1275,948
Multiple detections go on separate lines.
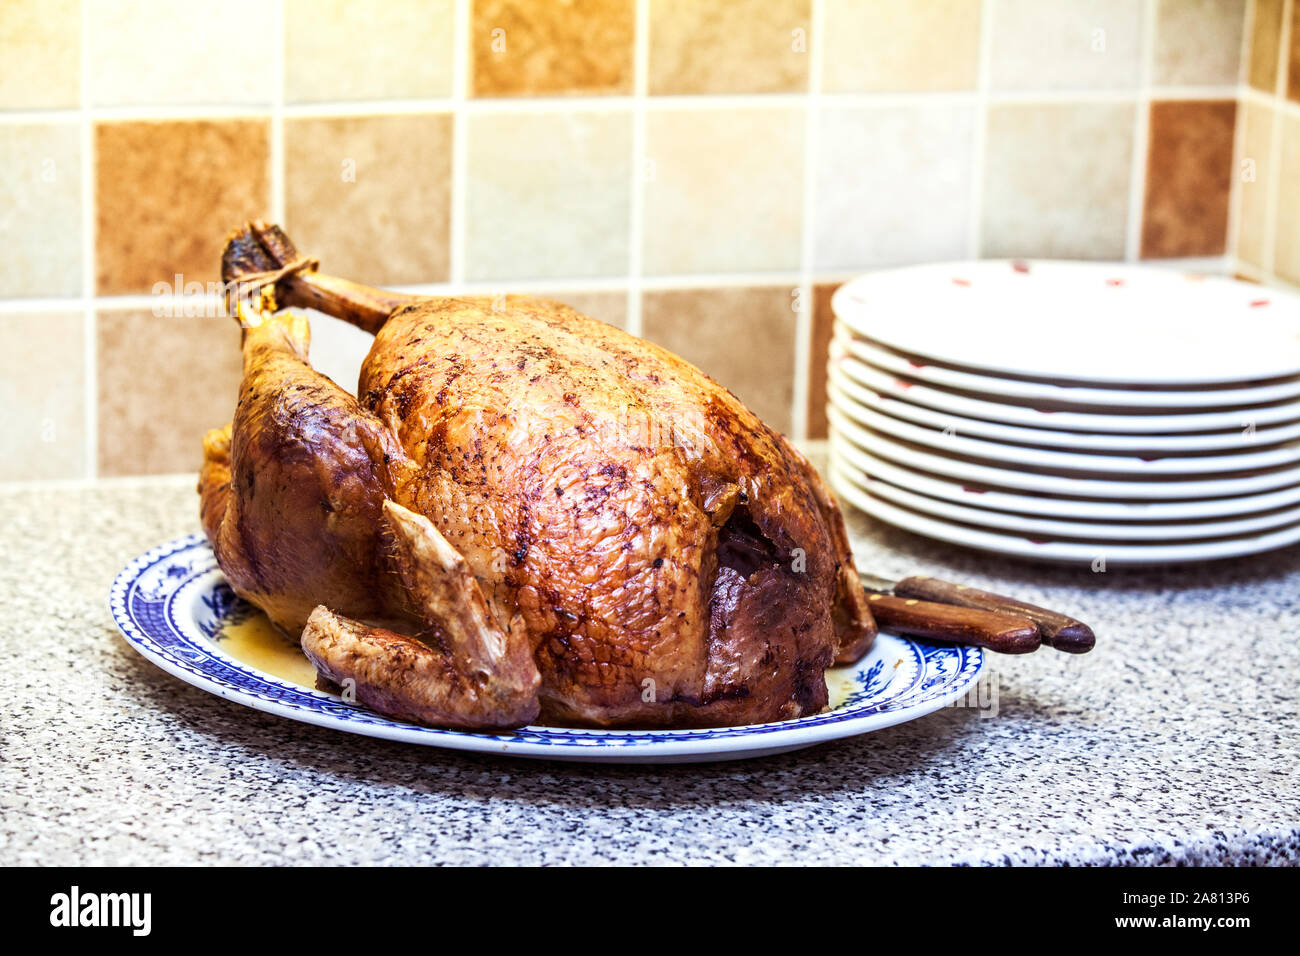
200,223 -> 875,729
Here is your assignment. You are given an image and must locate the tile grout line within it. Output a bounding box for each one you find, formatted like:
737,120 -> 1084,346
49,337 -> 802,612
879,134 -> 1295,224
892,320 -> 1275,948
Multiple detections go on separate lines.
1124,0 -> 1157,263
450,0 -> 471,288
625,0 -> 649,338
0,253 -> 1247,314
967,0 -> 997,259
79,0 -> 96,481
0,87 -> 1257,126
791,0 -> 825,442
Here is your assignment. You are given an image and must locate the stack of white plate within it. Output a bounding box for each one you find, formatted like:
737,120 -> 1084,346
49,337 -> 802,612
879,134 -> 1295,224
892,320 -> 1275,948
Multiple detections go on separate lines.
826,261 -> 1300,565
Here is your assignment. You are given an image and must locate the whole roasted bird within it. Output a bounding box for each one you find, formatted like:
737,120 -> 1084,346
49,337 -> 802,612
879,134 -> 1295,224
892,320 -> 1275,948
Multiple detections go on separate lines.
199,222 -> 876,730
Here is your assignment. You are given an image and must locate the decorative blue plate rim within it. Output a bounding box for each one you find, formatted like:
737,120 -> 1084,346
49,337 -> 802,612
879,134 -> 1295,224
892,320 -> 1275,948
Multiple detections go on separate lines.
110,535 -> 984,762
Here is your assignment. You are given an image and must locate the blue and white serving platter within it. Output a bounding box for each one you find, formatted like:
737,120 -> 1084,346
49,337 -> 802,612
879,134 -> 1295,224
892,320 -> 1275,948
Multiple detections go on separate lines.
111,535 -> 985,764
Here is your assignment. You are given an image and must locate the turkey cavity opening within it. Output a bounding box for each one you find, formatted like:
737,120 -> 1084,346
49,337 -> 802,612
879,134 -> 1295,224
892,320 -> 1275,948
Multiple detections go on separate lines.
716,506 -> 784,580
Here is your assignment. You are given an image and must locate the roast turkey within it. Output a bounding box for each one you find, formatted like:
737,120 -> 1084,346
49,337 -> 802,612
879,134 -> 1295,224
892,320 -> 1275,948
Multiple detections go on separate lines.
199,222 -> 876,729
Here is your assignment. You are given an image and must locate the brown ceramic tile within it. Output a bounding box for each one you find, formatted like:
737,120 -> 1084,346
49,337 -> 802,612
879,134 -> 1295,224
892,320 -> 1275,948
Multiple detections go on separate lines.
0,0 -> 80,109
1141,100 -> 1236,259
1249,0 -> 1284,91
648,0 -> 809,95
1235,101 -> 1274,269
96,309 -> 243,477
285,0 -> 455,102
1289,0 -> 1300,102
0,122 -> 82,298
0,312 -> 85,481
822,0 -> 982,93
95,120 -> 270,296
285,114 -> 452,286
471,0 -> 635,97
1153,0 -> 1245,86
981,103 -> 1135,259
548,290 -> 629,329
806,283 -> 839,440
640,286 -> 796,434
1275,114 -> 1300,284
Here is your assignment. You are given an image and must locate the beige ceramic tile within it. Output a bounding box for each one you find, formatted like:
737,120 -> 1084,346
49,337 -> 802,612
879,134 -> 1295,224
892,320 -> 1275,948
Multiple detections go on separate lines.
0,0 -> 80,109
547,290 -> 629,329
1236,101 -> 1275,269
95,119 -> 270,295
465,110 -> 631,281
285,114 -> 452,286
981,102 -> 1134,259
989,0 -> 1142,90
1141,100 -> 1237,259
640,286 -> 796,434
96,309 -> 243,477
648,0 -> 809,95
0,312 -> 85,481
1153,0 -> 1245,85
0,122 -> 82,297
285,0 -> 454,102
1275,114 -> 1300,284
472,0 -> 635,97
1249,0 -> 1285,91
821,0 -> 982,93
86,0 -> 275,106
814,104 -> 975,270
643,108 -> 803,275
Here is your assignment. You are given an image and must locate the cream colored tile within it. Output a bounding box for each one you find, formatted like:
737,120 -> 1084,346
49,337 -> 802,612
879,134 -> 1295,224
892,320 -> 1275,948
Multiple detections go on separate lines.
0,0 -> 80,108
285,114 -> 452,286
981,102 -> 1135,259
285,0 -> 454,102
640,286 -> 796,434
814,104 -> 975,270
1274,114 -> 1300,285
648,0 -> 810,95
643,108 -> 803,275
822,0 -> 982,93
0,122 -> 82,298
1153,0 -> 1245,85
465,111 -> 631,281
990,0 -> 1142,90
86,0 -> 275,106
0,312 -> 85,481
1236,101 -> 1274,269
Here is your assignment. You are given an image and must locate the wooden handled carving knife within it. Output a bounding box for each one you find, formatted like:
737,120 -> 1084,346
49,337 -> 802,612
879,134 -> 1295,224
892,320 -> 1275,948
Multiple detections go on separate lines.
859,572 -> 1096,654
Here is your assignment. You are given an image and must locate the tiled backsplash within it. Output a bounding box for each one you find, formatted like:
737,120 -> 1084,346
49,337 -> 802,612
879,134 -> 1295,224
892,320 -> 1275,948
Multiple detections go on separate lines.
0,0 -> 1295,481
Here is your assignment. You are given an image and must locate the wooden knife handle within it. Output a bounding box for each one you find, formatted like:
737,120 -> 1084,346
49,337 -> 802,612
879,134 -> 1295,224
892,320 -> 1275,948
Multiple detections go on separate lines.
893,576 -> 1095,653
865,593 -> 1040,654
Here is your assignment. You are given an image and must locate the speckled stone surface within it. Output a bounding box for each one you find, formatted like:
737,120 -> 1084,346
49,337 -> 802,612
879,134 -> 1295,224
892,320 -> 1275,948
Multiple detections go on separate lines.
2,462 -> 1298,866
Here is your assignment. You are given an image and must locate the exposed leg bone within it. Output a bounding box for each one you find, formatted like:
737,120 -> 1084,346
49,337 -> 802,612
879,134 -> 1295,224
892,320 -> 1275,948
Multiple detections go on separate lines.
222,221 -> 423,335
300,502 -> 541,730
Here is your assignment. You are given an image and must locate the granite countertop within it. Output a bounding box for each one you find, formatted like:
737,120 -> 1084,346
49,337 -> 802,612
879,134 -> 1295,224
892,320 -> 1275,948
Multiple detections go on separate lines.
3,465 -> 1298,866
